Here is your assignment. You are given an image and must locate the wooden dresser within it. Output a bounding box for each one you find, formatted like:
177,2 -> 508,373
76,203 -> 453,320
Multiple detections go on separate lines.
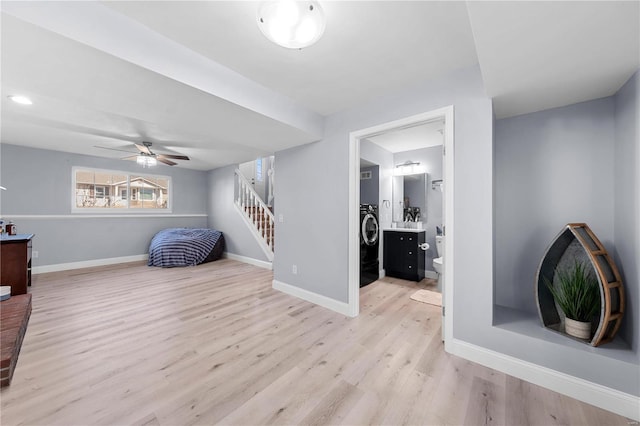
0,234 -> 34,295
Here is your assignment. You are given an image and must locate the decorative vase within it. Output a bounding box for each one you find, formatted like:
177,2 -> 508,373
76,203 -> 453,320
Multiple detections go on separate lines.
565,318 -> 591,340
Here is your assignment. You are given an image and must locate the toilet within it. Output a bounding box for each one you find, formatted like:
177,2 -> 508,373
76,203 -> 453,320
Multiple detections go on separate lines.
433,236 -> 443,288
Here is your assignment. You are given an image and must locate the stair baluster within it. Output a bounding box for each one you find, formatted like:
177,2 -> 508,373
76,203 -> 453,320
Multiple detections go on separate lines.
234,169 -> 275,260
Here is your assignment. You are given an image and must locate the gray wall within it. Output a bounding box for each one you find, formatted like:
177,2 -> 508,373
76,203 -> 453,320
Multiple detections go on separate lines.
207,165 -> 269,262
275,139 -> 344,295
614,70 -> 639,354
0,144 -> 208,267
359,165 -> 379,205
494,98 -> 616,313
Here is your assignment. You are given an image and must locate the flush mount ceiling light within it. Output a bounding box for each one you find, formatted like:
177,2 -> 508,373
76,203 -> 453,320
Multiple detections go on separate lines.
8,95 -> 32,105
257,1 -> 326,49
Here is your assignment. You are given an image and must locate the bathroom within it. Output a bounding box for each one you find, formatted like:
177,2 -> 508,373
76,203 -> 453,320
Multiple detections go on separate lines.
359,121 -> 444,290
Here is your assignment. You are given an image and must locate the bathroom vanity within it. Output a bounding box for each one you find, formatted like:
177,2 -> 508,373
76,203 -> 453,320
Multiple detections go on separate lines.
383,229 -> 426,281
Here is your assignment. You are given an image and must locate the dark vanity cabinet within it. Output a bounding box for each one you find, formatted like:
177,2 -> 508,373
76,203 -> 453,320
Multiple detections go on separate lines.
383,230 -> 425,282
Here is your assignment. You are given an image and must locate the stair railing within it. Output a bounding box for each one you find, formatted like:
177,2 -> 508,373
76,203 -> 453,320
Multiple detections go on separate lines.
234,169 -> 275,259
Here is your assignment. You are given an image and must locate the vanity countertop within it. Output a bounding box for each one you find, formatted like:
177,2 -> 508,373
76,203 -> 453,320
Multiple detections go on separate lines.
383,228 -> 426,233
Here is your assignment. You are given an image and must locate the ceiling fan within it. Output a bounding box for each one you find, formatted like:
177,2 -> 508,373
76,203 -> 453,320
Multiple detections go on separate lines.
95,142 -> 190,167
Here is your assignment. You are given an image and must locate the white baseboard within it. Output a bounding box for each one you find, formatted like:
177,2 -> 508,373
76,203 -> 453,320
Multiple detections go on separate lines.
33,254 -> 148,274
33,252 -> 273,274
424,270 -> 438,279
272,279 -> 352,317
446,338 -> 640,421
223,252 -> 272,270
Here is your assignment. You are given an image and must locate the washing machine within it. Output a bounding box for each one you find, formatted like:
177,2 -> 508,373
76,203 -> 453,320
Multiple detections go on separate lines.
360,204 -> 379,287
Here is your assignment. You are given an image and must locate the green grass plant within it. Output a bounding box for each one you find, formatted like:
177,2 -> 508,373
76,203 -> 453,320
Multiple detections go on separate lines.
545,260 -> 601,322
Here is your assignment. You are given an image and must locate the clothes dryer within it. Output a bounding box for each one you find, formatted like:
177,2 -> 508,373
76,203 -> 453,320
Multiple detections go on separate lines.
360,204 -> 379,287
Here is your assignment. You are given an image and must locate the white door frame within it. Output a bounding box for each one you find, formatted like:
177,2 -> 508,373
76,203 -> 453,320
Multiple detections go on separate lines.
348,106 -> 455,343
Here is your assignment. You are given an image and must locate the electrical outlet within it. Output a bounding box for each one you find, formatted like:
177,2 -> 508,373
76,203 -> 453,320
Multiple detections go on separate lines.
292,264 -> 297,274
32,250 -> 39,258
279,213 -> 284,223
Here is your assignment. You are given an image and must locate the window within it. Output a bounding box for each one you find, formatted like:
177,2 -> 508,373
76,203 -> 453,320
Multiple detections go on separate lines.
73,168 -> 171,211
95,186 -> 106,199
256,158 -> 263,182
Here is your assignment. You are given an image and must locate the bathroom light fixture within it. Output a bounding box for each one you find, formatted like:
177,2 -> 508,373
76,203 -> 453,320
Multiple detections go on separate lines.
395,160 -> 420,169
394,160 -> 420,175
257,1 -> 326,49
136,154 -> 157,168
0,186 -> 6,191
8,95 -> 32,105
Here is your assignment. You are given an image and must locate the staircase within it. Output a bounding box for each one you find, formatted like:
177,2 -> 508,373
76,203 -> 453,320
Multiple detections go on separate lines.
234,169 -> 275,261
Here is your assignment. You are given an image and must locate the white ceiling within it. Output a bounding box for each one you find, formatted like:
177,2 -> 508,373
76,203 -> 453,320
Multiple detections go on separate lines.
366,120 -> 444,154
467,1 -> 640,118
1,1 -> 638,171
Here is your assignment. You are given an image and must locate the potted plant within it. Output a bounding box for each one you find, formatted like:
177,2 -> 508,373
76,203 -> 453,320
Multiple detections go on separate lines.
545,260 -> 601,339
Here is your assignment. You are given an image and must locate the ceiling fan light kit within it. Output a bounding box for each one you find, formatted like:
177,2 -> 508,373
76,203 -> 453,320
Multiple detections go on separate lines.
257,0 -> 326,49
95,141 -> 190,167
136,154 -> 157,168
8,95 -> 33,105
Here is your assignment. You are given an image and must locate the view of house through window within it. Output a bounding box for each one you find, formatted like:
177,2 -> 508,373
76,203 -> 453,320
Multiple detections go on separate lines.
129,175 -> 169,209
74,168 -> 170,210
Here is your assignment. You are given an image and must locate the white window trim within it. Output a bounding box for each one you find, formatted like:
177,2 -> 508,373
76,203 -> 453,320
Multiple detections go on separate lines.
72,166 -> 173,214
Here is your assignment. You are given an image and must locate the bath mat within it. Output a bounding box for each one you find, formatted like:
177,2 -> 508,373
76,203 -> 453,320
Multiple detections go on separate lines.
410,289 -> 442,307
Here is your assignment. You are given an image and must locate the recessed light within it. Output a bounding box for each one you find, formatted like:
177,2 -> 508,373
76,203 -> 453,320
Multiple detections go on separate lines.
8,95 -> 33,105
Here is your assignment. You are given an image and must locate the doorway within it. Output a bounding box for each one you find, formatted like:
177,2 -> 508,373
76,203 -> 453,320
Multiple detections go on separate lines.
238,156 -> 275,208
348,106 -> 454,343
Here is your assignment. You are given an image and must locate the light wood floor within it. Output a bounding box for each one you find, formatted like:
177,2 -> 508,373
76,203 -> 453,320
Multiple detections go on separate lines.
0,259 -> 630,426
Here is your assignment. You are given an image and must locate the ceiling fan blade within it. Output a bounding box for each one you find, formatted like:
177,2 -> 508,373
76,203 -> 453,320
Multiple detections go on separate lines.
158,154 -> 190,161
157,157 -> 177,166
95,145 -> 138,154
98,142 -> 186,165
135,143 -> 152,155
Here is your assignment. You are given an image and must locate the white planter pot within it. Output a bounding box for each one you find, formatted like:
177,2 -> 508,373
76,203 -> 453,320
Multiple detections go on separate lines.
565,318 -> 591,340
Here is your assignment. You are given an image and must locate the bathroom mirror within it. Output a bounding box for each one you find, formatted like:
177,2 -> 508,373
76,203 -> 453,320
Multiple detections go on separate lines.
392,173 -> 427,224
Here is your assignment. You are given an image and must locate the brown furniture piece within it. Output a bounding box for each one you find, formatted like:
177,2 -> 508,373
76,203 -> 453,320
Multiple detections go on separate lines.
0,294 -> 32,387
0,234 -> 34,295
